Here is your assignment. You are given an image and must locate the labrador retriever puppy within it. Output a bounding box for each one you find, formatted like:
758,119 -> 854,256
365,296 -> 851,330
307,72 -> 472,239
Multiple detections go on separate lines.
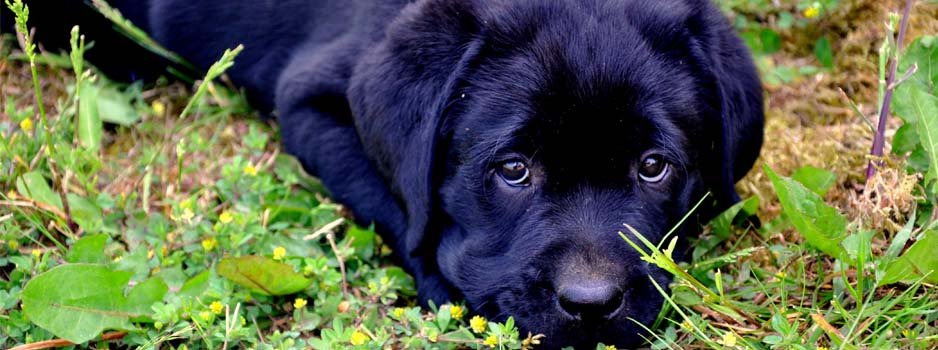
7,0 -> 763,347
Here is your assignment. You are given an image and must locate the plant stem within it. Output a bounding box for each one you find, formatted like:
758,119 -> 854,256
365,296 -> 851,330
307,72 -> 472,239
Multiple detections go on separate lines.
867,0 -> 914,181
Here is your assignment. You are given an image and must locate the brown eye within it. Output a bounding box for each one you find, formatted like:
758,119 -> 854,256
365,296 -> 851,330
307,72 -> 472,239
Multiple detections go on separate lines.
639,155 -> 669,183
499,160 -> 531,187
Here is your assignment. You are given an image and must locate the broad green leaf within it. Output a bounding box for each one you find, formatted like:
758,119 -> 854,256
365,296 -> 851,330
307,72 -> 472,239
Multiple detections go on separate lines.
16,171 -> 62,208
882,230 -> 938,285
893,36 -> 937,124
886,211 -> 915,259
66,234 -> 108,264
346,225 -> 376,260
21,264 -> 165,344
442,328 -> 477,342
911,88 -> 938,192
892,123 -> 920,155
113,248 -> 150,280
126,277 -> 168,317
760,29 -> 781,54
893,85 -> 918,125
765,165 -> 849,262
791,166 -> 836,197
66,193 -> 103,233
96,84 -> 141,125
670,284 -> 703,305
16,172 -> 104,231
899,36 -> 937,89
708,196 -> 759,239
178,270 -> 211,299
436,304 -> 452,331
841,230 -> 874,267
777,12 -> 793,30
908,147 -> 930,173
78,80 -> 102,152
814,36 -> 834,68
217,256 -> 312,296
154,266 -> 188,290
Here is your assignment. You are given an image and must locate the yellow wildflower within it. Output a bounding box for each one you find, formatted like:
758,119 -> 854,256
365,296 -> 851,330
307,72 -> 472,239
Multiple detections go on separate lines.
484,335 -> 499,347
680,319 -> 694,331
199,310 -> 212,322
450,305 -> 465,320
210,301 -> 224,314
902,329 -> 911,337
147,249 -> 155,259
202,237 -> 218,251
719,332 -> 737,347
112,255 -> 123,262
273,246 -> 286,260
605,345 -> 617,350
350,331 -> 368,346
803,4 -> 820,18
20,118 -> 32,132
818,347 -> 829,350
294,298 -> 307,309
243,164 -> 258,176
392,307 -> 405,319
470,315 -> 487,333
6,190 -> 16,199
151,100 -> 166,115
174,202 -> 195,223
219,211 -> 234,224
31,249 -> 41,258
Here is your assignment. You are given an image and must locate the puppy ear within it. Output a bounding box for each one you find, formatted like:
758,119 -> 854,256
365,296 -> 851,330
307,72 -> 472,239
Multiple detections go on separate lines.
687,3 -> 765,209
348,0 -> 481,255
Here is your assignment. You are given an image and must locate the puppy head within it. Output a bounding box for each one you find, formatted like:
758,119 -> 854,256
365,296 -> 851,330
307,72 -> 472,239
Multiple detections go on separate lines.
349,0 -> 763,348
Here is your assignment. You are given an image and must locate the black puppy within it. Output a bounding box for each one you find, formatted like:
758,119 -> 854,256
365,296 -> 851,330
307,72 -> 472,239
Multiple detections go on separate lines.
6,0 -> 763,347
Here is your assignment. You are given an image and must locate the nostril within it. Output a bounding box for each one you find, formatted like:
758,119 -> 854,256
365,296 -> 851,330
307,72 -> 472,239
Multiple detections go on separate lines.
557,281 -> 624,321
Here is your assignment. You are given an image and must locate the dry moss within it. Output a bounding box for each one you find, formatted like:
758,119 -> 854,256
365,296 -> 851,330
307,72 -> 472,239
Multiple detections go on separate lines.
739,0 -> 938,232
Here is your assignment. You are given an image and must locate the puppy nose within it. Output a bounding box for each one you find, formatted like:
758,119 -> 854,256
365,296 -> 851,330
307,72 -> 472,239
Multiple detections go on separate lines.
557,280 -> 624,321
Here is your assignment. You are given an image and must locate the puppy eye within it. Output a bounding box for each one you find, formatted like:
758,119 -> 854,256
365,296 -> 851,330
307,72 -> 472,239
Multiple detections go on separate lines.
499,160 -> 531,187
639,154 -> 670,183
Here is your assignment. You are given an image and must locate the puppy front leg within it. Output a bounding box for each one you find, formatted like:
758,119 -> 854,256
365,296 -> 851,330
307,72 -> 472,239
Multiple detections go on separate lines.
275,56 -> 454,305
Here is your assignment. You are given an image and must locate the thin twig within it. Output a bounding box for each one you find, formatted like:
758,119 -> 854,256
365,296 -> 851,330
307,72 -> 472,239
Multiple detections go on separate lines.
326,232 -> 349,297
8,332 -> 127,350
867,0 -> 915,181
303,217 -> 345,241
56,165 -> 78,233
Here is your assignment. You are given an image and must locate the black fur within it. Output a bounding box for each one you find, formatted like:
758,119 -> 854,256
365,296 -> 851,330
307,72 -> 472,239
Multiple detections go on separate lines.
3,0 -> 763,347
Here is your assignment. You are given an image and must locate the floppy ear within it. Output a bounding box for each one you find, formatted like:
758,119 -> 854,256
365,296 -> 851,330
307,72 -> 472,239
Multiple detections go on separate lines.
625,0 -> 763,210
347,0 -> 482,256
686,2 -> 765,210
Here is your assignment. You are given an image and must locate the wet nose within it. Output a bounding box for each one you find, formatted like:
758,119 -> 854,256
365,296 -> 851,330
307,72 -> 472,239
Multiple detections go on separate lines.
557,280 -> 624,320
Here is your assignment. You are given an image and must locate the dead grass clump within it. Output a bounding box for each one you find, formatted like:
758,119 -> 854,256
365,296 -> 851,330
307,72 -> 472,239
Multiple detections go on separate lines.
848,165 -> 920,232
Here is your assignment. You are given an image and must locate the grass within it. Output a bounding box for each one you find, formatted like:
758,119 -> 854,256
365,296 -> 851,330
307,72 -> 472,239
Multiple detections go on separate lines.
2,0 -> 938,349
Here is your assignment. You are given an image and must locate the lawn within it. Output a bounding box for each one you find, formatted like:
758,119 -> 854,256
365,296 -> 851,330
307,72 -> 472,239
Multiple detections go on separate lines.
2,0 -> 938,349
